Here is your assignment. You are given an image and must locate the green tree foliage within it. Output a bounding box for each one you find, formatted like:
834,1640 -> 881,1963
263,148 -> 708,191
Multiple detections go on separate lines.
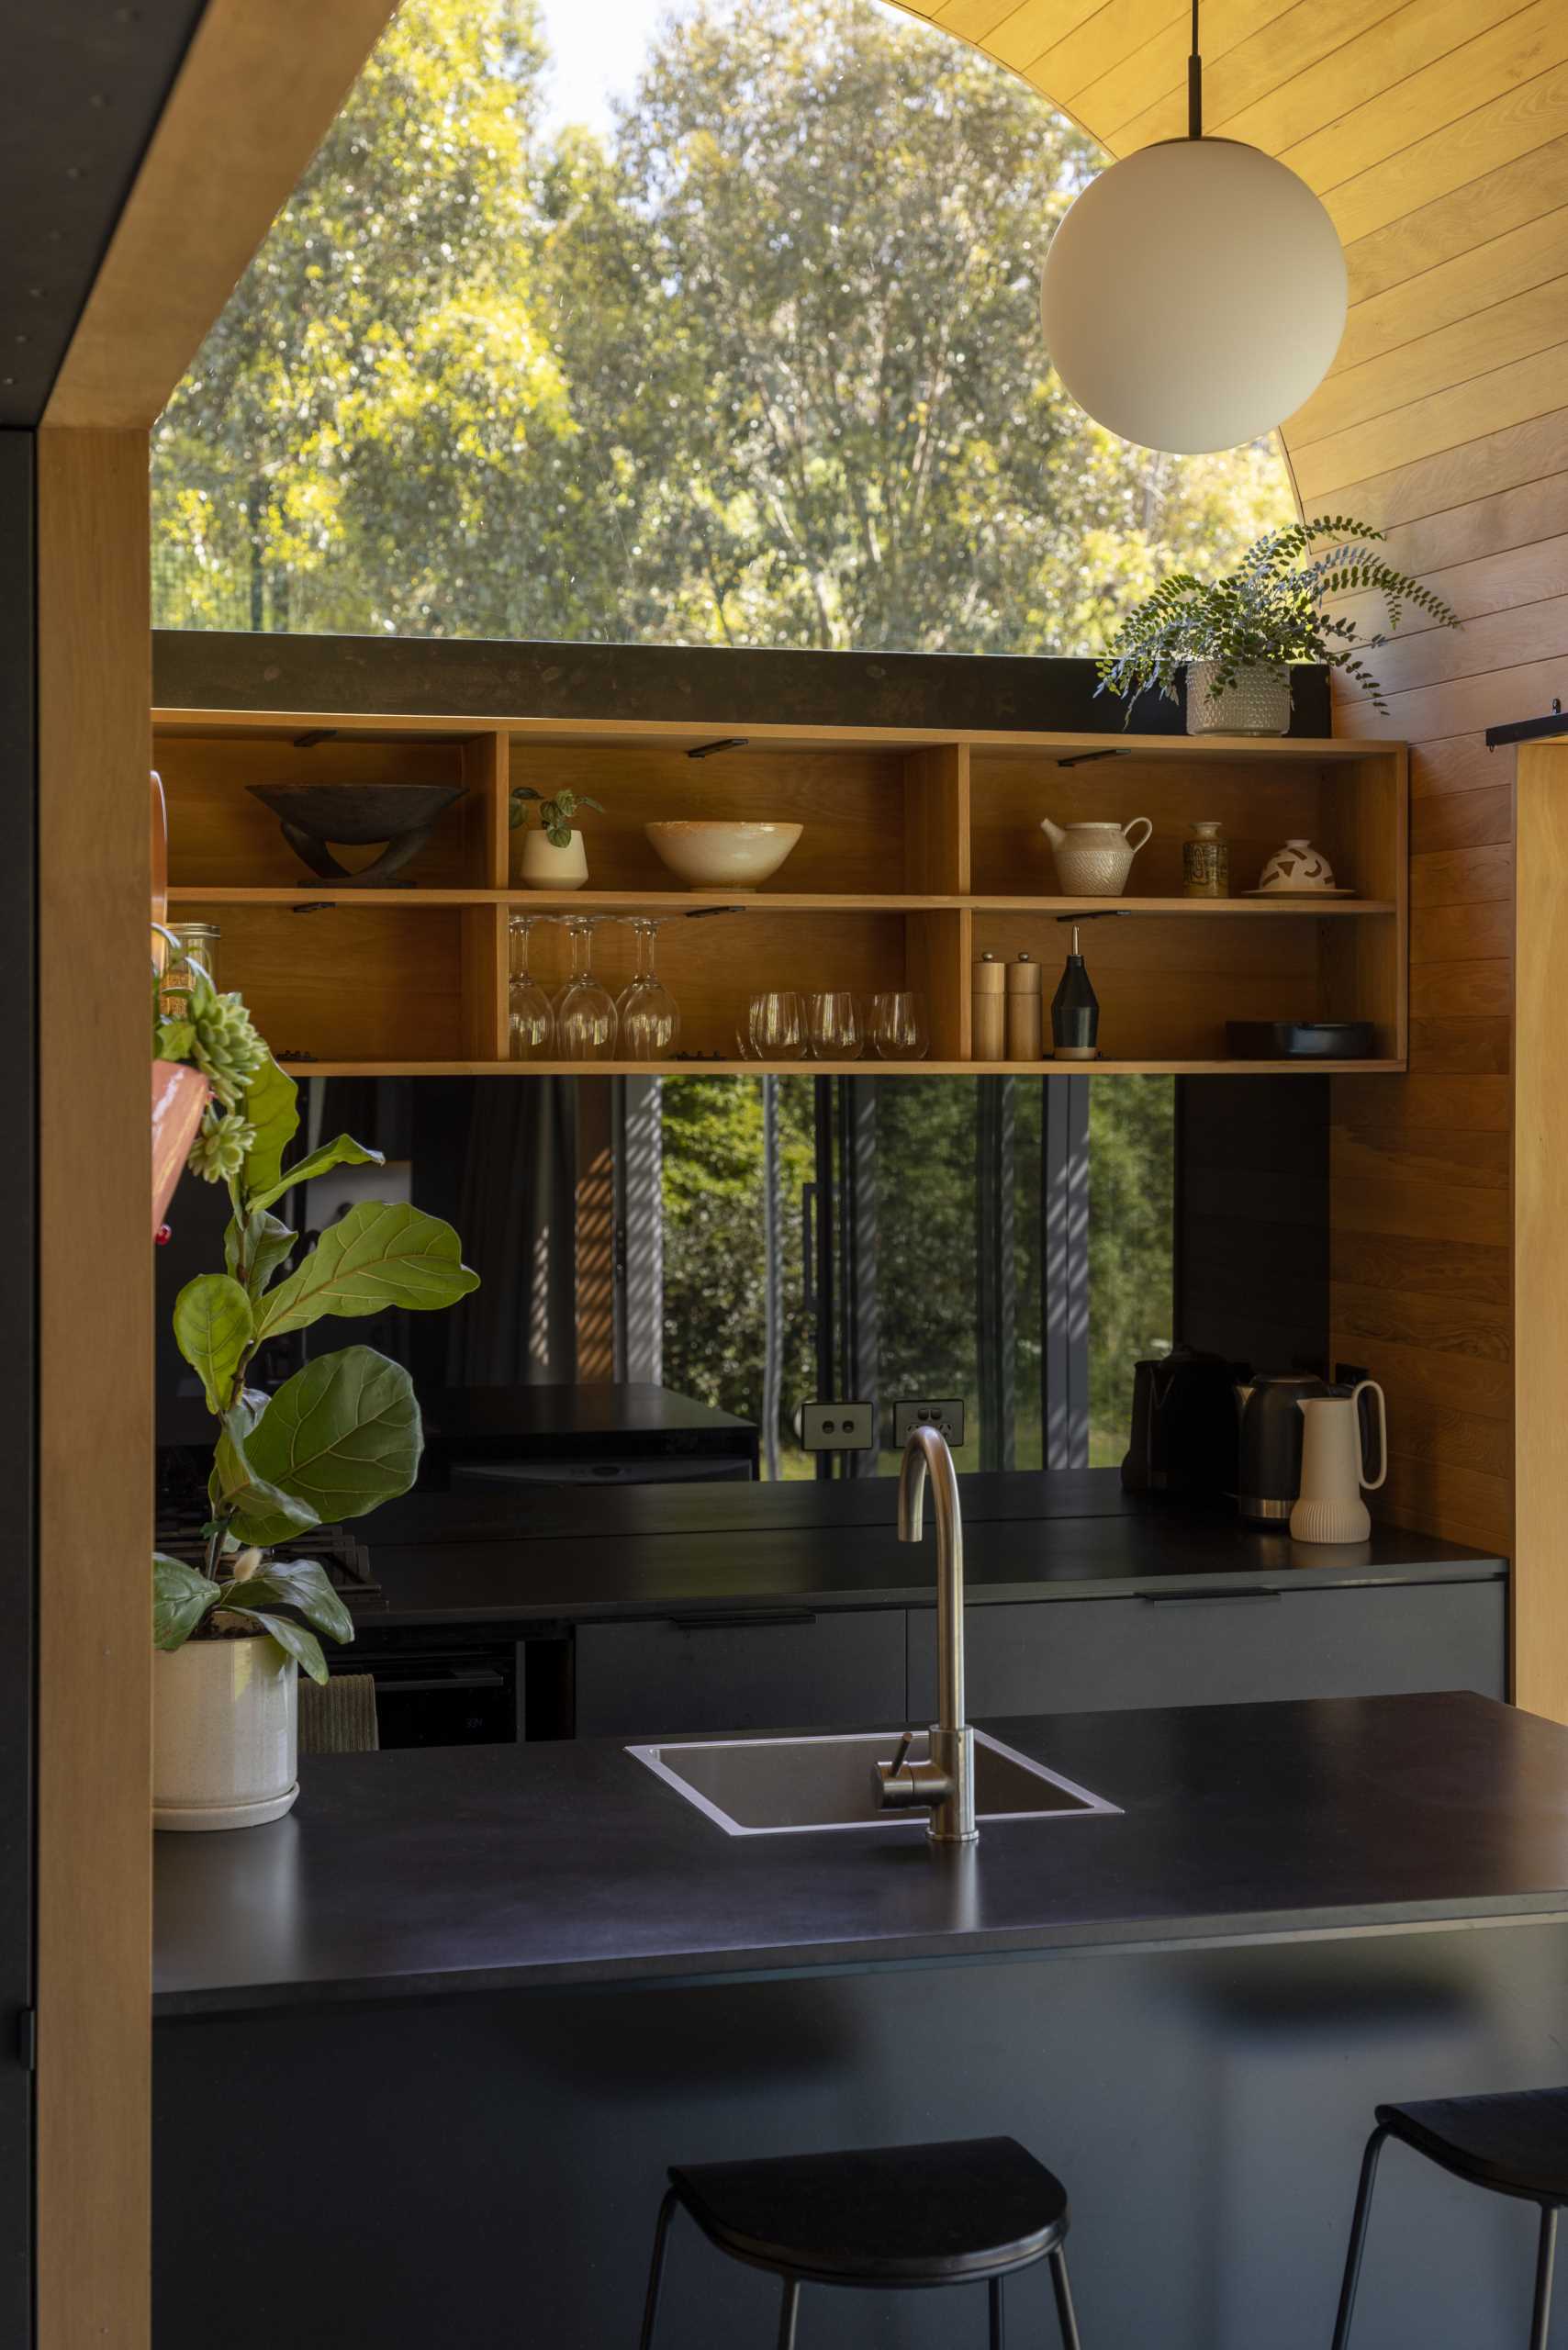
152,0 -> 1292,646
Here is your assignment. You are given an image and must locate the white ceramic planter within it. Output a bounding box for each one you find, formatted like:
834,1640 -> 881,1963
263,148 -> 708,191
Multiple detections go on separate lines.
516,828 -> 588,890
1186,660 -> 1291,736
153,1630 -> 298,1832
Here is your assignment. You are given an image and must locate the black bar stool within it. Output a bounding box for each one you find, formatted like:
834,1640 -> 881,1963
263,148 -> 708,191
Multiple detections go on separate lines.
638,2134 -> 1083,2349
1331,2088 -> 1568,2349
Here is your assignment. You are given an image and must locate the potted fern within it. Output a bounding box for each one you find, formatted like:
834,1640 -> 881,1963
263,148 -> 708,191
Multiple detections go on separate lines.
152,1035 -> 477,1830
1097,517 -> 1461,735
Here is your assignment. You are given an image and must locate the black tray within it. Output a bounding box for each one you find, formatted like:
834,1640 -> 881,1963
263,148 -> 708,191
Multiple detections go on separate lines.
1226,1020 -> 1376,1059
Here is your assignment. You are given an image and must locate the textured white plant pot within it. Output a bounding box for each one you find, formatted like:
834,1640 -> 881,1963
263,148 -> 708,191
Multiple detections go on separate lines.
516,828 -> 588,890
1186,661 -> 1292,737
154,1631 -> 298,1832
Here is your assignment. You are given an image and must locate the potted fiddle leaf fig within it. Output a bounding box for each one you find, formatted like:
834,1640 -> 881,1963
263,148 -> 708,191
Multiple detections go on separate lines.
1097,516 -> 1461,735
152,1045 -> 478,1830
510,782 -> 604,890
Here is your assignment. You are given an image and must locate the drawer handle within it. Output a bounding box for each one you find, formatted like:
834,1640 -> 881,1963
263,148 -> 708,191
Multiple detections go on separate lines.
666,1609 -> 818,1631
1139,1587 -> 1282,1606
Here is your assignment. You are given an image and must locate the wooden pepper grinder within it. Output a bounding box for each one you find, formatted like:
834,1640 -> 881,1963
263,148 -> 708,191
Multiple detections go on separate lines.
1005,952 -> 1043,1061
971,950 -> 1006,1062
1051,924 -> 1100,1060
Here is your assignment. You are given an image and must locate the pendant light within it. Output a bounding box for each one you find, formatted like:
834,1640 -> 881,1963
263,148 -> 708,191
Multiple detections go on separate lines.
1038,0 -> 1347,455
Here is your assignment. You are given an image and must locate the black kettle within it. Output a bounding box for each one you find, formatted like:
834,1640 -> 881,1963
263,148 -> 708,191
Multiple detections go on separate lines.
1123,1346 -> 1242,1500
1235,1371 -> 1329,1523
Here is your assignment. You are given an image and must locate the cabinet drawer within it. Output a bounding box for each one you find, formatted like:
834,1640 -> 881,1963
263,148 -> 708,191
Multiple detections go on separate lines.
908,1579 -> 1506,1720
575,1608 -> 906,1740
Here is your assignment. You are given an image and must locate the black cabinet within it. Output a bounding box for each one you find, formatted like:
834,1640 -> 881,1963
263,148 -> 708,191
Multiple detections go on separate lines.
574,1609 -> 906,1740
907,1578 -> 1506,1721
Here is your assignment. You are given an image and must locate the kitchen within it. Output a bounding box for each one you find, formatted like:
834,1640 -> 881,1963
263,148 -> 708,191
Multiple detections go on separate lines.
10,3 -> 1568,2348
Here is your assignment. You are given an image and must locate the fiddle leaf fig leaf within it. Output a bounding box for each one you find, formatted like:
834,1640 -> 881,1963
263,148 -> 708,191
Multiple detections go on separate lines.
240,1054 -> 300,1202
224,1208 -> 297,1300
252,1203 -> 479,1342
153,1554 -> 220,1651
242,1346 -> 423,1524
210,1414 -> 321,1549
231,1558 -> 354,1647
248,1133 -> 385,1216
224,1607 -> 330,1685
173,1275 -> 254,1416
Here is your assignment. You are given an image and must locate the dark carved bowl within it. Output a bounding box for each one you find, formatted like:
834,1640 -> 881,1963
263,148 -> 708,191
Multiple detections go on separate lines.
247,782 -> 467,886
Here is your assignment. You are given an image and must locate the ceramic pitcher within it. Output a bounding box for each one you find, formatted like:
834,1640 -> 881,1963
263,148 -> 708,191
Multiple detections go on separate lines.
1040,815 -> 1152,896
1291,1382 -> 1386,1544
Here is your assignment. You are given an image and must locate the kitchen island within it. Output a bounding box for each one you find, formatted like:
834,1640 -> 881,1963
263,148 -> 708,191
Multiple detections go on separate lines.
157,1692 -> 1568,2348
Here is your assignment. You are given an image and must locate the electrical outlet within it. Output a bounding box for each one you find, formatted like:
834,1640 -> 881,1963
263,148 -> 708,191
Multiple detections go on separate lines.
799,1400 -> 876,1453
892,1397 -> 967,1449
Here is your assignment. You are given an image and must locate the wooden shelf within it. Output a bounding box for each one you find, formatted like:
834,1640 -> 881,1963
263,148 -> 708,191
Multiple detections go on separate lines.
154,707 -> 1408,1074
167,885 -> 1397,917
278,1058 -> 1408,1080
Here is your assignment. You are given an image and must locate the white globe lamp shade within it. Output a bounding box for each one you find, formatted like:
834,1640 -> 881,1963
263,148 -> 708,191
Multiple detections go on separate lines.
1040,139 -> 1348,454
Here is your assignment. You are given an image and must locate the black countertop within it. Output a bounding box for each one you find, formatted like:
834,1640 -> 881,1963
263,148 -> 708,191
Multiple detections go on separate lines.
154,1692 -> 1568,2018
357,1472 -> 1502,1628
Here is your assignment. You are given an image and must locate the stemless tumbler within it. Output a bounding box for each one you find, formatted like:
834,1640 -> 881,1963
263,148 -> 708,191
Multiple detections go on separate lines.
747,991 -> 806,1061
804,991 -> 862,1060
870,990 -> 927,1060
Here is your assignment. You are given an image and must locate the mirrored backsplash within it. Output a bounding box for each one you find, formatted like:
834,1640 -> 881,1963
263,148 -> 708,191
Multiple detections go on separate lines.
157,1073 -> 1329,1508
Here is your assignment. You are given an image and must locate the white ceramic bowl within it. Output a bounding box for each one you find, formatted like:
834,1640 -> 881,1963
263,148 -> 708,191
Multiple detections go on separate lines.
644,820 -> 803,889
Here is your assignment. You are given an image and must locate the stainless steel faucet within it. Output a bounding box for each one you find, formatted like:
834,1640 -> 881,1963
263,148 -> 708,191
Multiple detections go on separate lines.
873,1426 -> 977,1843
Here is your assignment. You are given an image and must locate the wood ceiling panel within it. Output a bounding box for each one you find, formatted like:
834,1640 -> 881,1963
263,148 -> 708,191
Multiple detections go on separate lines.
1021,0 -> 1182,105
1221,0 -> 1515,170
1325,408 -> 1568,532
1338,206 -> 1568,368
991,0 -> 1123,73
1109,0 -> 1389,151
1378,476 -> 1568,578
1282,2 -> 1568,194
1068,0 -> 1291,138
1294,341 -> 1568,499
1322,60 -> 1568,243
1345,141 -> 1568,302
1289,271 -> 1568,442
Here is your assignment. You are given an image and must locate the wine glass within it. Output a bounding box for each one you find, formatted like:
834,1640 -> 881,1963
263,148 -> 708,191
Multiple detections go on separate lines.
870,990 -> 927,1060
508,914 -> 555,1060
804,990 -> 862,1060
554,918 -> 619,1061
748,990 -> 805,1061
615,917 -> 680,1061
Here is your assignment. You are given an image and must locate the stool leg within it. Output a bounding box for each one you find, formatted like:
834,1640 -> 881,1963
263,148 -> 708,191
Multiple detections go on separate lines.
989,2274 -> 1004,2349
1330,2124 -> 1389,2350
1047,2248 -> 1082,2350
1530,2206 -> 1558,2350
776,2277 -> 800,2350
637,2188 -> 679,2350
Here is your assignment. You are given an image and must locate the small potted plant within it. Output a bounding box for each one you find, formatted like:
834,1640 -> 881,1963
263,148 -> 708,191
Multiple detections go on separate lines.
152,1037 -> 478,1830
1096,517 -> 1461,735
510,783 -> 604,889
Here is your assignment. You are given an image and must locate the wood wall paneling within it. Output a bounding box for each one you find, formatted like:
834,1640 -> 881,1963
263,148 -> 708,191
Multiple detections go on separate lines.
900,0 -> 1568,1610
36,428 -> 151,2350
1514,743 -> 1568,1716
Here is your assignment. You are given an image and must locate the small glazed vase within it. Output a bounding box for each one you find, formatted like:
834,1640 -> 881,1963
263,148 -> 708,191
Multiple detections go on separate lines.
1039,815 -> 1153,896
517,828 -> 588,890
1258,838 -> 1336,892
1186,660 -> 1291,736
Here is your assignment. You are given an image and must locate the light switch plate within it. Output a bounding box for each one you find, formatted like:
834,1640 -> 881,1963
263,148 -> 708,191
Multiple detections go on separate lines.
799,1400 -> 876,1452
892,1397 -> 967,1448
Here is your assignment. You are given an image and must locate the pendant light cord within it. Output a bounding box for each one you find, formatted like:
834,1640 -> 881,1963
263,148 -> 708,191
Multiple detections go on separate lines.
1188,0 -> 1203,138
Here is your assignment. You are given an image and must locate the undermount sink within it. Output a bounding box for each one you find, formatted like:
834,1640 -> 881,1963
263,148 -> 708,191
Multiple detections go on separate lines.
628,1728 -> 1121,1837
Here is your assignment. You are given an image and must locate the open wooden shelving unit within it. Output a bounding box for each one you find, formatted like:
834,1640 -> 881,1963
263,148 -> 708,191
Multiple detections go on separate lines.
152,709 -> 1408,1079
